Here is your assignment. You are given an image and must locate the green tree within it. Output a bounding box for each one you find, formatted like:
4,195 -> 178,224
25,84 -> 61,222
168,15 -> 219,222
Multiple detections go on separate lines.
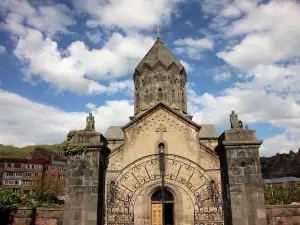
0,189 -> 22,225
0,189 -> 21,211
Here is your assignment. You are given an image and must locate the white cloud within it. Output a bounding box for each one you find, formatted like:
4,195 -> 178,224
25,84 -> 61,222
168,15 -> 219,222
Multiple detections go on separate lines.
0,0 -> 75,37
191,88 -> 300,126
213,72 -> 232,83
0,89 -> 133,147
86,103 -> 96,110
0,45 -> 6,54
73,0 -> 186,31
236,62 -> 300,99
188,83 -> 300,156
217,0 -> 300,69
12,26 -> 151,94
259,129 -> 300,157
88,80 -> 134,96
174,37 -> 213,59
179,60 -> 194,72
174,37 -> 213,49
184,20 -> 193,27
201,0 -> 259,33
195,0 -> 300,156
220,5 -> 241,18
85,31 -> 101,44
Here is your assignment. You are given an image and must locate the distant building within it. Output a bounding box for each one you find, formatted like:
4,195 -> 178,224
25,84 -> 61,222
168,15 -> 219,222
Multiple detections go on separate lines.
44,160 -> 67,196
0,158 -> 66,195
263,176 -> 300,187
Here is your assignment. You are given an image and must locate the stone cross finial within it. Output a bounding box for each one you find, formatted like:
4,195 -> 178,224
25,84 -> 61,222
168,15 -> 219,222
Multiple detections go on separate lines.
155,26 -> 162,39
85,112 -> 95,131
230,110 -> 239,129
156,124 -> 167,140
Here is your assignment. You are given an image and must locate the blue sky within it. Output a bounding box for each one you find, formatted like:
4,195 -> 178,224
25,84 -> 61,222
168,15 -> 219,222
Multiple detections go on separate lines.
0,0 -> 300,157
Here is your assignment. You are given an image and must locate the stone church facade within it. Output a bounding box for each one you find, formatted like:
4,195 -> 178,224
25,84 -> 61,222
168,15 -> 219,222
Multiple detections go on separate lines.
104,37 -> 223,225
63,36 -> 267,225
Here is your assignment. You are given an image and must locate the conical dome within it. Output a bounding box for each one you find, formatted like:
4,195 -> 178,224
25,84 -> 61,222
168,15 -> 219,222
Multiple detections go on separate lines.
133,38 -> 187,116
136,38 -> 184,72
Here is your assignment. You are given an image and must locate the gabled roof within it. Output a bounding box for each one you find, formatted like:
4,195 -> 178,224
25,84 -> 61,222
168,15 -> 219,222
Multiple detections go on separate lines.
105,126 -> 124,140
199,124 -> 219,139
105,123 -> 220,141
136,38 -> 184,72
122,102 -> 201,131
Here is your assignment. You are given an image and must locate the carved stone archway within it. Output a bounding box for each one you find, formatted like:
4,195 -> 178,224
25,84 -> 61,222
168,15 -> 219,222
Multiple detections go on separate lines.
105,154 -> 223,225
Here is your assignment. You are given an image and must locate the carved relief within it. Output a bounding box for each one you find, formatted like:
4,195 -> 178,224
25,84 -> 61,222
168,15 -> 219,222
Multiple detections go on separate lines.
232,158 -> 256,167
105,154 -> 223,225
76,160 -> 87,170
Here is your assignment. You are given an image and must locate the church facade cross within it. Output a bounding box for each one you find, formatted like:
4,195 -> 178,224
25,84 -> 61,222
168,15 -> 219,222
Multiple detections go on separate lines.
155,26 -> 162,39
156,124 -> 167,140
230,110 -> 239,129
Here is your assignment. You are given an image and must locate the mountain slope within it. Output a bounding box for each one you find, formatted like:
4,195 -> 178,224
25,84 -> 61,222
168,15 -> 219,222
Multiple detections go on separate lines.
0,144 -> 62,158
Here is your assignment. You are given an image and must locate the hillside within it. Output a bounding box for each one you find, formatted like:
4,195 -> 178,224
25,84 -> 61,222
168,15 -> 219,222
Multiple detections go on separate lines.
1,144 -> 300,179
0,144 -> 63,159
260,149 -> 300,179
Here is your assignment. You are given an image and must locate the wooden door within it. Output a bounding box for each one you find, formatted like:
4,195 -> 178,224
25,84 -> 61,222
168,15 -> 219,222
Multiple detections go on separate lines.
152,203 -> 163,225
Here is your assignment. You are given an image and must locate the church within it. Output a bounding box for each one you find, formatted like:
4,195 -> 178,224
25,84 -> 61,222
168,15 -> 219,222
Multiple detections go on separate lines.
64,32 -> 267,225
103,35 -> 224,225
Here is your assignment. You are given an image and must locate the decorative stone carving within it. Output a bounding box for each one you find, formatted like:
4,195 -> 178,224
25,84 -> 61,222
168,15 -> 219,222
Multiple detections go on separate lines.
232,158 -> 256,167
76,160 -> 87,170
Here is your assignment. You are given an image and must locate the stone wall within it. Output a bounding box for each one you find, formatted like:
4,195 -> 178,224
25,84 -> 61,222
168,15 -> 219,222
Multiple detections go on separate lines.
12,207 -> 63,225
266,205 -> 300,225
10,205 -> 300,225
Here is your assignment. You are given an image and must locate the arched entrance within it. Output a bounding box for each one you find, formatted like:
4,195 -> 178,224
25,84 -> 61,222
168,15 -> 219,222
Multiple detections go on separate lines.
151,188 -> 174,225
105,154 -> 223,224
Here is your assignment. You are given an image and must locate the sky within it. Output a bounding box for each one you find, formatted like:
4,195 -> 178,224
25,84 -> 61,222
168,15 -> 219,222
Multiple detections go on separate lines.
0,0 -> 300,157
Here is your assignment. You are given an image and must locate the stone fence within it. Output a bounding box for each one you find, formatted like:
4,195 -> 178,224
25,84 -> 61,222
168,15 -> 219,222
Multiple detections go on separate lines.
8,205 -> 300,225
12,207 -> 63,225
266,204 -> 300,225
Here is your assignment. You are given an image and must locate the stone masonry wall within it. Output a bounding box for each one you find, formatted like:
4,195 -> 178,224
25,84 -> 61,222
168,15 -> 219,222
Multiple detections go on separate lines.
12,207 -> 63,225
63,151 -> 100,225
266,205 -> 300,225
217,128 -> 267,225
11,205 -> 300,225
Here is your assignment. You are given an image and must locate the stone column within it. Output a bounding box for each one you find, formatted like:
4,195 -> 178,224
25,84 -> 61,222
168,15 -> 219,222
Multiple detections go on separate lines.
215,113 -> 267,225
63,131 -> 110,225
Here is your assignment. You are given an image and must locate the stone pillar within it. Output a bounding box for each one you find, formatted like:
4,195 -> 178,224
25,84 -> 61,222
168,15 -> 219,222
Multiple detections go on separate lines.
216,121 -> 267,225
63,131 -> 110,225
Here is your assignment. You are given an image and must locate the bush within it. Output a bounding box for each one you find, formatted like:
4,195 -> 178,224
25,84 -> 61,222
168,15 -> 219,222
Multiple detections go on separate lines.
264,182 -> 300,205
0,189 -> 21,212
61,129 -> 86,156
22,189 -> 64,208
0,189 -> 22,225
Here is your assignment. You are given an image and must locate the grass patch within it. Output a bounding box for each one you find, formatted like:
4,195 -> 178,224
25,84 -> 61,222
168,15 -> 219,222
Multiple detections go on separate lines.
0,144 -> 62,158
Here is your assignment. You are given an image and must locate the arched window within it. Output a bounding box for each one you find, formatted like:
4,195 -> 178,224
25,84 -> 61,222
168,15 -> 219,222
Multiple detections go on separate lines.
158,88 -> 163,102
181,91 -> 185,108
151,189 -> 174,202
158,143 -> 165,154
172,90 -> 175,104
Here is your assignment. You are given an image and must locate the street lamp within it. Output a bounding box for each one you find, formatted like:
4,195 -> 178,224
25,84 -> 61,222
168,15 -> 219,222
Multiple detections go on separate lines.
158,143 -> 165,225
